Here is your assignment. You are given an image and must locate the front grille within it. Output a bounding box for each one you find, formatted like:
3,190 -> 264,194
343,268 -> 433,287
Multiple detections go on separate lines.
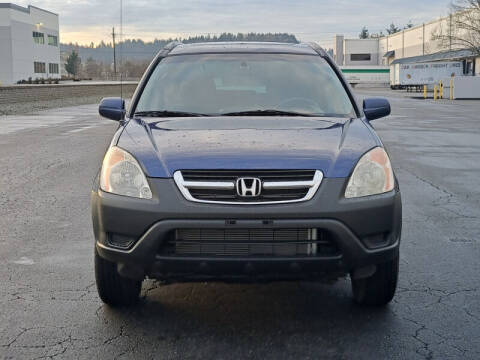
181,170 -> 316,182
163,228 -> 340,257
188,187 -> 310,202
174,170 -> 323,204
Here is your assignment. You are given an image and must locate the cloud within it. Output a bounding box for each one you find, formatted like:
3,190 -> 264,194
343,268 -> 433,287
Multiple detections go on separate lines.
16,0 -> 452,46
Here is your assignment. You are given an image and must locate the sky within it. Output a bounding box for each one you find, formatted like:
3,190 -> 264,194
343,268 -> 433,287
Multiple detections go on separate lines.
16,0 -> 454,48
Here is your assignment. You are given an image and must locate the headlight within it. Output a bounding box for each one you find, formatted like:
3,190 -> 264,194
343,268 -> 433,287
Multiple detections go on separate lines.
345,147 -> 394,198
100,146 -> 152,199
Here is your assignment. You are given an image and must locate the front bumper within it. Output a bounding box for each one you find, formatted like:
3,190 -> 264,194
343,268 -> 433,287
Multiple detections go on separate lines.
92,177 -> 402,281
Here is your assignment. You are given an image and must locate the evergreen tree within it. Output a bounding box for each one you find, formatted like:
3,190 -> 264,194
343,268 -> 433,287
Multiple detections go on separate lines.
65,50 -> 81,77
359,26 -> 369,39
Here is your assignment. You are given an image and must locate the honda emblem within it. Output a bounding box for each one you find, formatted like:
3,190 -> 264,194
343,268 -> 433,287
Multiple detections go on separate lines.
236,177 -> 262,197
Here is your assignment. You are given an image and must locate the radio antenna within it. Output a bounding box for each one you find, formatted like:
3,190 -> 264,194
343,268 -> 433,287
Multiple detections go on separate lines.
119,0 -> 123,100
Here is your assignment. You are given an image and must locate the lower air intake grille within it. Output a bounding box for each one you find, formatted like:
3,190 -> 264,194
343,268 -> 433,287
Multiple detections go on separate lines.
164,228 -> 340,257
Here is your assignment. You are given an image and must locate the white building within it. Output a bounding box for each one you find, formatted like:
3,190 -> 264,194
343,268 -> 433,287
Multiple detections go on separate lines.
334,35 -> 380,66
0,3 -> 60,85
333,12 -> 480,76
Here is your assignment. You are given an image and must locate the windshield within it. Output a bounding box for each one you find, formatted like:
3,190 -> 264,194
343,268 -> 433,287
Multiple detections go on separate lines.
135,53 -> 355,117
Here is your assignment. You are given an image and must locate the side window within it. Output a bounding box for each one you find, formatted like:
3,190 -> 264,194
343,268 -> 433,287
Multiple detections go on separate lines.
351,54 -> 371,61
34,62 -> 46,73
49,63 -> 59,74
33,32 -> 44,45
48,35 -> 58,46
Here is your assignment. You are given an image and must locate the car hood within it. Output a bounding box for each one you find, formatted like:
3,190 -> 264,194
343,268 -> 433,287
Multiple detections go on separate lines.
116,116 -> 380,178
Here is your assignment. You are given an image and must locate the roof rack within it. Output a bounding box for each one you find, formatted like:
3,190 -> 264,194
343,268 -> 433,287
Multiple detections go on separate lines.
306,42 -> 328,57
158,41 -> 183,57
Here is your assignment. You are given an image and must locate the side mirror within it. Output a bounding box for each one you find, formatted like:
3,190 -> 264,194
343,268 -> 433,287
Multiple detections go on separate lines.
99,97 -> 125,121
363,98 -> 391,121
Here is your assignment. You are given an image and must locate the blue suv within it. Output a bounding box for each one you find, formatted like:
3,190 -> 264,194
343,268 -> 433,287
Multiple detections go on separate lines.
92,42 -> 401,307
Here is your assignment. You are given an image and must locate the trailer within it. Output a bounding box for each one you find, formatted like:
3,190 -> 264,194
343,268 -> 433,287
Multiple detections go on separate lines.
340,66 -> 390,86
390,61 -> 463,89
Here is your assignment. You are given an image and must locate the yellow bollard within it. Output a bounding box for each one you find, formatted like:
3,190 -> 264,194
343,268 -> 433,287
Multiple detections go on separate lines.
450,78 -> 454,100
424,85 -> 427,99
434,85 -> 437,100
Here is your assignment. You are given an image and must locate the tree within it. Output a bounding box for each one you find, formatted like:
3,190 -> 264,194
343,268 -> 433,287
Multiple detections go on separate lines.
404,21 -> 414,29
433,0 -> 480,55
65,50 -> 81,77
370,31 -> 385,38
59,33 -> 301,80
359,26 -> 369,39
85,57 -> 101,78
120,60 -> 150,79
386,23 -> 401,34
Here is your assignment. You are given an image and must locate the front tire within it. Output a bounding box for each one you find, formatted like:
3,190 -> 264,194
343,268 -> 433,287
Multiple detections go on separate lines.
351,252 -> 399,306
95,250 -> 142,307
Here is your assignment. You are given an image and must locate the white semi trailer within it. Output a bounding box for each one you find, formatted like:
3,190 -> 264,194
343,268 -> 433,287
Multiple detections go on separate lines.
340,66 -> 390,86
390,61 -> 463,89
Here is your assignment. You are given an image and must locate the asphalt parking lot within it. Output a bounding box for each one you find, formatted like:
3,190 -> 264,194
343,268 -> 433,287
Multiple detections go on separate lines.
1,89 -> 479,359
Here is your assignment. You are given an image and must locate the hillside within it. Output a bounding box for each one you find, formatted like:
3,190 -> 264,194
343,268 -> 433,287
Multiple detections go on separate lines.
61,33 -> 299,63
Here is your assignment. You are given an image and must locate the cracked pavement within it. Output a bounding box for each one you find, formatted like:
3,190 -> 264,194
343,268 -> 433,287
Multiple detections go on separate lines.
0,90 -> 479,359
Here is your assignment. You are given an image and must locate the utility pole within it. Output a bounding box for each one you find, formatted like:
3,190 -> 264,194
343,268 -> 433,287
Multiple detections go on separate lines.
112,27 -> 117,78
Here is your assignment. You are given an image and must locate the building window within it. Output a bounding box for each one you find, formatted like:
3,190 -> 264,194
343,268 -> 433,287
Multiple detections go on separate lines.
34,62 -> 46,73
33,32 -> 44,44
49,63 -> 59,74
48,35 -> 58,46
350,53 -> 371,61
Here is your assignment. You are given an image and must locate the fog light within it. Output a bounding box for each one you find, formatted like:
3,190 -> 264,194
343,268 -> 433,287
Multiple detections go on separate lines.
362,232 -> 390,249
107,233 -> 135,249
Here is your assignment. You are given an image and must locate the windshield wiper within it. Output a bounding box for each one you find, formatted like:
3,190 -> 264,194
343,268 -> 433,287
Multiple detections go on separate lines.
134,110 -> 209,117
220,109 -> 316,117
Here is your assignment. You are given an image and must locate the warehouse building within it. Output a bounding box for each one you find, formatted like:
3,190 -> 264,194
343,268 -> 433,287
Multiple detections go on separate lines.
0,3 -> 60,85
334,36 -> 381,66
333,12 -> 480,76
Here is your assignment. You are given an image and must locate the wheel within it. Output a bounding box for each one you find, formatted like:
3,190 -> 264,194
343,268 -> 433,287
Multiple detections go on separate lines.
351,252 -> 399,306
94,249 -> 142,307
